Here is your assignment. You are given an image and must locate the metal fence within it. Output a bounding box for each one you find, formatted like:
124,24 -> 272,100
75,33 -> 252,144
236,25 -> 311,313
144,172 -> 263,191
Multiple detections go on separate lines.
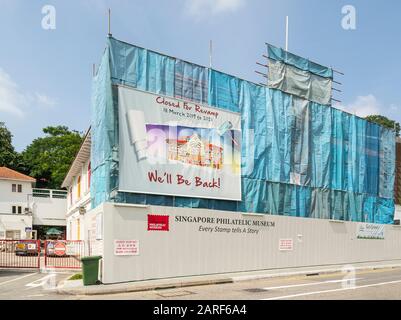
44,240 -> 85,269
32,188 -> 68,199
0,240 -> 41,269
0,240 -> 85,270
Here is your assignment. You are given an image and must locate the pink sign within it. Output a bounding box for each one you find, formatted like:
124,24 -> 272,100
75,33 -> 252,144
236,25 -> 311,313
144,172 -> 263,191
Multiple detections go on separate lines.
114,240 -> 140,256
279,239 -> 294,251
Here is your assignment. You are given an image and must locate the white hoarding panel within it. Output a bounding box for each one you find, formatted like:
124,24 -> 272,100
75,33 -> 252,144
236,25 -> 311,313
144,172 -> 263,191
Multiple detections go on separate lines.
100,203 -> 401,284
118,86 -> 242,201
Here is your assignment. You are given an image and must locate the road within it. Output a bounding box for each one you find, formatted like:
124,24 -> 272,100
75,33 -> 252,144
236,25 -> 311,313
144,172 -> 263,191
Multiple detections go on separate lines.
0,269 -> 74,300
2,267 -> 401,300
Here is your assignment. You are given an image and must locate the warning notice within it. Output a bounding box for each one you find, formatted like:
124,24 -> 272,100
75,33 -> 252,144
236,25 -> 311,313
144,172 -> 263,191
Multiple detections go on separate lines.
114,240 -> 140,256
279,239 -> 294,251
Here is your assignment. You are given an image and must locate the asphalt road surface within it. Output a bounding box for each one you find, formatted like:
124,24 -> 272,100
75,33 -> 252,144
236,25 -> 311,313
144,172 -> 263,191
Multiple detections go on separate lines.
3,267 -> 401,300
0,269 -> 74,300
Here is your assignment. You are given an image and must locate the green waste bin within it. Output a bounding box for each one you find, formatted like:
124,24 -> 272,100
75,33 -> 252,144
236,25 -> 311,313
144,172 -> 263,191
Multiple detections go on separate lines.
81,256 -> 102,286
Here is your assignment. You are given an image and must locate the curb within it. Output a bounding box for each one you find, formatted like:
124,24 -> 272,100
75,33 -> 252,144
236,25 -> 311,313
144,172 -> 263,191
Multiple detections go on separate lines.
56,263 -> 401,296
57,277 -> 234,296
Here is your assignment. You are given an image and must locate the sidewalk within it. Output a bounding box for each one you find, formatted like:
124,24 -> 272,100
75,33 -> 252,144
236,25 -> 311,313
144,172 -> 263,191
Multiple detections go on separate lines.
57,260 -> 401,296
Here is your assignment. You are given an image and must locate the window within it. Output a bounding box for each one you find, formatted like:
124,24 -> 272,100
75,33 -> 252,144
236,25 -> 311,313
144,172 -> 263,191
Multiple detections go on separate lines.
69,187 -> 73,206
6,230 -> 21,240
12,184 -> 22,193
77,219 -> 81,240
87,162 -> 91,191
13,206 -> 23,214
12,206 -> 23,214
77,176 -> 81,200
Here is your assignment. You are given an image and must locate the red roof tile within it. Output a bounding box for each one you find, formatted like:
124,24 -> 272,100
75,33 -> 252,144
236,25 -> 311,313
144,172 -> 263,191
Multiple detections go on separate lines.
0,167 -> 36,182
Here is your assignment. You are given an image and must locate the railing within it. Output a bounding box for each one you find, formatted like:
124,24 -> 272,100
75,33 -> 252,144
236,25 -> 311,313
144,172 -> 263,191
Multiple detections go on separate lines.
0,240 -> 85,270
0,240 -> 41,269
45,240 -> 85,269
32,189 -> 67,199
0,212 -> 30,216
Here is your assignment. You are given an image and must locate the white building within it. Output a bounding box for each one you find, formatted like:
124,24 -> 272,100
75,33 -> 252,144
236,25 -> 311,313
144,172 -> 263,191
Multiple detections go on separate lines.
0,167 -> 67,240
30,188 -> 68,239
62,130 -> 91,241
0,167 -> 35,240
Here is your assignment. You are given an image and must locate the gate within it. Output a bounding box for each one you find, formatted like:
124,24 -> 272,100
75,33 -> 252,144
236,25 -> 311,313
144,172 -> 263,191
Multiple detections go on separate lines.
0,240 -> 41,269
44,240 -> 85,269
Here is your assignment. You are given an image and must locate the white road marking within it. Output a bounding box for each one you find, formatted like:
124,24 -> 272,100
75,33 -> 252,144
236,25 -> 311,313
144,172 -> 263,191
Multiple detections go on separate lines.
24,294 -> 45,298
25,274 -> 56,289
0,272 -> 38,286
262,278 -> 362,291
262,279 -> 401,300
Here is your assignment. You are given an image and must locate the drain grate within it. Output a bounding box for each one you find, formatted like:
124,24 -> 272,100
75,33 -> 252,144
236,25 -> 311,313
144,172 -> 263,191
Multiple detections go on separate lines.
243,288 -> 268,293
306,273 -> 320,277
156,290 -> 195,298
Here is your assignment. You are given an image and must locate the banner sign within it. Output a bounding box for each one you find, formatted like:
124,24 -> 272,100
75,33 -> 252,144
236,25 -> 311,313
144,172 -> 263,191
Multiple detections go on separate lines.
118,86 -> 242,201
356,223 -> 385,240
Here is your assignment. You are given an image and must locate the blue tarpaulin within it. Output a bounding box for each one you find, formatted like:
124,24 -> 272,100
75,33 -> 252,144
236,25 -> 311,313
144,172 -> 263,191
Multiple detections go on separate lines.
267,44 -> 333,79
90,37 -> 396,224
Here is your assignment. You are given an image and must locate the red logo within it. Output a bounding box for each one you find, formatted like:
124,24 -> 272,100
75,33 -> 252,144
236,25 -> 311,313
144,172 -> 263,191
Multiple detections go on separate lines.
148,215 -> 169,231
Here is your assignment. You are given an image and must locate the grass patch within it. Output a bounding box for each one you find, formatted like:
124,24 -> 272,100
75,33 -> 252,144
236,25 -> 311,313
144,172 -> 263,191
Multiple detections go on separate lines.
69,273 -> 83,281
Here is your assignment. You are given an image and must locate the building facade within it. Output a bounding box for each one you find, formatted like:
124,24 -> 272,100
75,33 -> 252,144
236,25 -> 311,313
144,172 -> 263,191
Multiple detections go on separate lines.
0,167 -> 67,240
0,167 -> 35,239
62,131 -> 91,241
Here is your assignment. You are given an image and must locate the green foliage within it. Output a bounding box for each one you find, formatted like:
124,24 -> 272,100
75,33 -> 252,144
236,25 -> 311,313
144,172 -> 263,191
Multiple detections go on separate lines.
21,126 -> 83,189
365,115 -> 400,137
0,122 -> 20,170
68,273 -> 83,280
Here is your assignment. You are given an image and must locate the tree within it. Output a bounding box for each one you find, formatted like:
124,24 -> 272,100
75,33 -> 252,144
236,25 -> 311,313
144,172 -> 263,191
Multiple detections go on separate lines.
22,126 -> 83,189
365,115 -> 400,137
0,122 -> 20,170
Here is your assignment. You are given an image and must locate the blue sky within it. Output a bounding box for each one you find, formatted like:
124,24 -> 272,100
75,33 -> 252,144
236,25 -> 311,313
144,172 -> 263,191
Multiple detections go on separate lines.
1,0 -> 400,151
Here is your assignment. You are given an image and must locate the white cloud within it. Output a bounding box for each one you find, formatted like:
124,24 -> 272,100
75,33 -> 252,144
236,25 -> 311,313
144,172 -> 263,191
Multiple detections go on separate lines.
338,94 -> 382,118
186,0 -> 245,17
390,104 -> 399,112
0,68 -> 57,117
34,93 -> 57,107
0,68 -> 25,117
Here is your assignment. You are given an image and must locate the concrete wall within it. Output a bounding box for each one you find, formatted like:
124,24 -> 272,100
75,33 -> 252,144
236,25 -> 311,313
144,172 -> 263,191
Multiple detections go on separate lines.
395,205 -> 401,221
0,214 -> 33,239
84,208 -> 103,257
32,197 -> 67,226
96,202 -> 401,284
